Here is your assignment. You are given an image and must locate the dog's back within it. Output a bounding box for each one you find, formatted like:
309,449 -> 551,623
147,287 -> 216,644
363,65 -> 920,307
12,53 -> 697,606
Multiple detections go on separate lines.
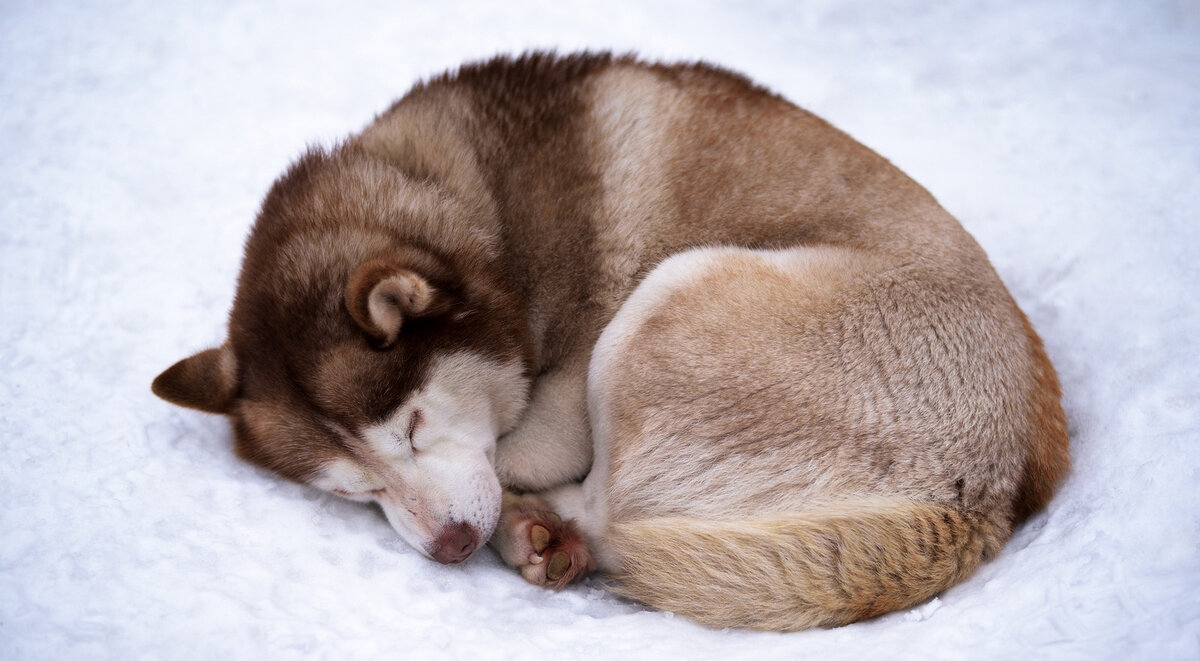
351,54 -> 990,373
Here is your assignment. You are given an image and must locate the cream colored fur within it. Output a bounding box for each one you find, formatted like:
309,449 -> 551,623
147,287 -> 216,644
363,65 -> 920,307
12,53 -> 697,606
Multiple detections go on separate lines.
608,500 -> 997,630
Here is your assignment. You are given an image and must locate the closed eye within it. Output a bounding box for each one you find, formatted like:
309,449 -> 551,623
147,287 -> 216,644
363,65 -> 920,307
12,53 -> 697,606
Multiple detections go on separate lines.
332,488 -> 384,500
405,409 -> 424,451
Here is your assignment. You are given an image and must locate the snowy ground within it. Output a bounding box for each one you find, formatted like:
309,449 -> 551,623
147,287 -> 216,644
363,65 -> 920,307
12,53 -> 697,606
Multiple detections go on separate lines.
2,1 -> 1198,659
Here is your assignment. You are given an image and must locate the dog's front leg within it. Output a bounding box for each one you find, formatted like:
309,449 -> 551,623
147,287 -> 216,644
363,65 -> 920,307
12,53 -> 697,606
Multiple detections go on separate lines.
490,490 -> 595,589
494,352 -> 592,492
491,351 -> 599,587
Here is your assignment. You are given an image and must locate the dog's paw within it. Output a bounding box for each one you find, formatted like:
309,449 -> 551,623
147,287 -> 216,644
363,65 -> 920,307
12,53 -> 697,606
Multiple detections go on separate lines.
491,493 -> 594,590
514,511 -> 595,589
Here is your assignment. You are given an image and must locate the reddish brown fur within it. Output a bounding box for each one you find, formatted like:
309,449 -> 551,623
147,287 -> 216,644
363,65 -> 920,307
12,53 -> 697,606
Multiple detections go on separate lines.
1010,311 -> 1071,523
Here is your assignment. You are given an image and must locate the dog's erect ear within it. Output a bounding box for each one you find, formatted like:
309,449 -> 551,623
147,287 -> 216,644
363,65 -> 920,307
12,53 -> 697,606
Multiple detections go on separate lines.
345,258 -> 447,348
151,344 -> 238,414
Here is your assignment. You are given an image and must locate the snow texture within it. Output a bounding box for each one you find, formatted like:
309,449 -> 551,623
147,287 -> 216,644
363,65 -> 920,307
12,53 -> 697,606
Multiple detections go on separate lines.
2,1 -> 1198,659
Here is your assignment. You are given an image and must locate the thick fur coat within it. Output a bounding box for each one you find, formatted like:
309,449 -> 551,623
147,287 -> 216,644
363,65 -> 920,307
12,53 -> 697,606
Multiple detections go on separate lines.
153,53 -> 1069,630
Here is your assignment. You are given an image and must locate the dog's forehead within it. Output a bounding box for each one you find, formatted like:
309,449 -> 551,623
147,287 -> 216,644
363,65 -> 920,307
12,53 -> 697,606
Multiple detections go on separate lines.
309,342 -> 432,424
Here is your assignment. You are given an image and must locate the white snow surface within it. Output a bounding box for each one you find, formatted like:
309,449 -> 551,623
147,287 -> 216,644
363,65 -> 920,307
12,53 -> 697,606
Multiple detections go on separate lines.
2,1 -> 1198,659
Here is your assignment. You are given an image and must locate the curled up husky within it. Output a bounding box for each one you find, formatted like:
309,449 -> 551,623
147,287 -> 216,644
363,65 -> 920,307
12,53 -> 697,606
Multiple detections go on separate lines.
152,53 -> 1069,631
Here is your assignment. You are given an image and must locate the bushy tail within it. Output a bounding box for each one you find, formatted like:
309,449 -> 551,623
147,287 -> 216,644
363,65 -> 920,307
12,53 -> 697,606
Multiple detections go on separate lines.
606,499 -> 1002,631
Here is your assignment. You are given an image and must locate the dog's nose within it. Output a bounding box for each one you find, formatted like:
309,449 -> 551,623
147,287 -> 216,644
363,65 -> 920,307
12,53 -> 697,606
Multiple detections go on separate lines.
431,521 -> 478,564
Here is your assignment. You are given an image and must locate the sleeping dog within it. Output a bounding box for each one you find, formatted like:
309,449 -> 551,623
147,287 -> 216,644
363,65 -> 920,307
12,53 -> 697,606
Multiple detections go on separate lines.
153,53 -> 1069,630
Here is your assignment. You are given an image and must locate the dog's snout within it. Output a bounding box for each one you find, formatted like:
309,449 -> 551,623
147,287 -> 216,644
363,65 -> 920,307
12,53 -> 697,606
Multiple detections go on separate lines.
431,521 -> 478,564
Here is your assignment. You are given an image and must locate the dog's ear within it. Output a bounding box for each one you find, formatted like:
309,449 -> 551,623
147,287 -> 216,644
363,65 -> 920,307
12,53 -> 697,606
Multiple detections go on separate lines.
345,258 -> 449,348
151,344 -> 238,414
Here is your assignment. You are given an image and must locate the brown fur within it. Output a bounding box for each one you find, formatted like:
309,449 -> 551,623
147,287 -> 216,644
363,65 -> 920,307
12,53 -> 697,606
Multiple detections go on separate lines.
152,52 -> 1069,630
1010,311 -> 1071,523
152,345 -> 236,415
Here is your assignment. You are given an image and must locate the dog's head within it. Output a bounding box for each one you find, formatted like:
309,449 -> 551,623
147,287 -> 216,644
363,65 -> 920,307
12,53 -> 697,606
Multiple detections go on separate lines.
153,148 -> 531,563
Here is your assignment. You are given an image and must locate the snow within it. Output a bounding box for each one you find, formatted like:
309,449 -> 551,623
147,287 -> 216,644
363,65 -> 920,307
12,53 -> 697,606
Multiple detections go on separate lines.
2,0 -> 1198,658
